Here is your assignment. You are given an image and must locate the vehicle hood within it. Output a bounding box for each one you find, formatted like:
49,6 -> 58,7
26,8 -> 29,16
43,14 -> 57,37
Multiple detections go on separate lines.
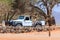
10,19 -> 24,22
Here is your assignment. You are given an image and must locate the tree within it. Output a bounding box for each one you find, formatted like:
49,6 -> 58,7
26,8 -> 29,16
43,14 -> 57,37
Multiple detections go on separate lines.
41,0 -> 59,36
12,0 -> 25,13
30,0 -> 60,36
0,0 -> 13,22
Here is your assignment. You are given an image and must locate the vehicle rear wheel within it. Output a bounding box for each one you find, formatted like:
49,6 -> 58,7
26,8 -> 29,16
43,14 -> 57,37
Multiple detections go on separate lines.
35,25 -> 42,32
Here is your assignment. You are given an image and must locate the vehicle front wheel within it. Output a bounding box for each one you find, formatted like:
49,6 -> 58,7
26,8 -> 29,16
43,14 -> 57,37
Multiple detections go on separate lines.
15,23 -> 22,27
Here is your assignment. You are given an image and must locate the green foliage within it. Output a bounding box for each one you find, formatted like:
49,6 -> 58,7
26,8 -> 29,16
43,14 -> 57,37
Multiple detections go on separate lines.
0,0 -> 13,22
0,0 -> 13,4
0,0 -> 13,9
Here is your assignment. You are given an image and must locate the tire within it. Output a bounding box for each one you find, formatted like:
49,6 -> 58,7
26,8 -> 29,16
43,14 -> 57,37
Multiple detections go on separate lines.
35,23 -> 42,31
15,23 -> 22,27
35,25 -> 42,32
34,23 -> 42,27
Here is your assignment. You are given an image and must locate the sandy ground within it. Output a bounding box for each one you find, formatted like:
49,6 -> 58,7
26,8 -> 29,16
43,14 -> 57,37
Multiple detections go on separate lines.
0,26 -> 60,40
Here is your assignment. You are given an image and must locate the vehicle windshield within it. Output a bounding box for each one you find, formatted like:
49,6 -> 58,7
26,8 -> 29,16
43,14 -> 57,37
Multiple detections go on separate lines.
18,16 -> 24,19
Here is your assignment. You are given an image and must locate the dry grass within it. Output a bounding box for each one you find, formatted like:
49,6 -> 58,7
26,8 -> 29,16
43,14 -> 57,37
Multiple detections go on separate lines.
0,25 -> 56,33
0,26 -> 48,33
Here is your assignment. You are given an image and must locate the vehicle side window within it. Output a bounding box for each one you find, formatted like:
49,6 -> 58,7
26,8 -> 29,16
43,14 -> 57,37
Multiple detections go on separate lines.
19,16 -> 24,19
25,17 -> 29,20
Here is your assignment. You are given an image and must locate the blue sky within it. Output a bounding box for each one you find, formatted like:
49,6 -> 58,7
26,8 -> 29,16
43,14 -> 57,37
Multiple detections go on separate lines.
52,4 -> 60,25
35,2 -> 60,25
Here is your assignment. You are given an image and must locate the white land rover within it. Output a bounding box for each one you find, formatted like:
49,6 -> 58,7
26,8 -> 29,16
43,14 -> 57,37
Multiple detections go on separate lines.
9,16 -> 33,26
9,15 -> 45,27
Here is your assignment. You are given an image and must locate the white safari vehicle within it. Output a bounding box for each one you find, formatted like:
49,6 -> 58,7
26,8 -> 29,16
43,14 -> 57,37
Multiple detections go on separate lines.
9,15 -> 45,27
